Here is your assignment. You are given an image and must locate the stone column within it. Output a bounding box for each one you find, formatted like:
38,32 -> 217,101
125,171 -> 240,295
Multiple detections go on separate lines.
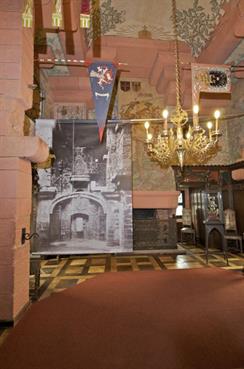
0,2 -> 48,322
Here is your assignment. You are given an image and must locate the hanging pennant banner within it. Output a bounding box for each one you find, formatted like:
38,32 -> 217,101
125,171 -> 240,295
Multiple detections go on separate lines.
88,61 -> 117,142
80,0 -> 91,28
22,0 -> 33,28
52,0 -> 63,28
191,63 -> 231,106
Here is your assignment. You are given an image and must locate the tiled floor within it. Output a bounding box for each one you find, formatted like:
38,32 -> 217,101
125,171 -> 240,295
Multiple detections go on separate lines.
184,244 -> 244,269
31,244 -> 244,299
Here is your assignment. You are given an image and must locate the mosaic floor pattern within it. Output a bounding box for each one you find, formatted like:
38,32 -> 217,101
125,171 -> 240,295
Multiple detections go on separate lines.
32,244 -> 244,299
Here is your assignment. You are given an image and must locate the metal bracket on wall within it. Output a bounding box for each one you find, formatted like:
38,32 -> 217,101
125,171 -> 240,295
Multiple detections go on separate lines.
21,229 -> 40,245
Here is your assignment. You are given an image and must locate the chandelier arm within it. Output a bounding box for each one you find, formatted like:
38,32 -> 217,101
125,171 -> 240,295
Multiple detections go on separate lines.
172,0 -> 182,111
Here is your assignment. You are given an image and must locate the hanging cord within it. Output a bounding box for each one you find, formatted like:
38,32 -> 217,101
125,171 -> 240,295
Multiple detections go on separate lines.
171,0 -> 182,111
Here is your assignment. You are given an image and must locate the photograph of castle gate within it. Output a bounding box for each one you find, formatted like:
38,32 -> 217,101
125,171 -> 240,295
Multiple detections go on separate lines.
34,120 -> 133,254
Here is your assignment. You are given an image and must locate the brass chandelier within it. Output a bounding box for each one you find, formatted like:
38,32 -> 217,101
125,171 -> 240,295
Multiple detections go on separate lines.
144,0 -> 222,168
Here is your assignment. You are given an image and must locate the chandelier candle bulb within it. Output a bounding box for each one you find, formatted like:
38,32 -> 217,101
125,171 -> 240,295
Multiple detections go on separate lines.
207,121 -> 213,140
144,121 -> 152,142
193,104 -> 199,128
214,110 -> 221,132
193,105 -> 199,114
186,130 -> 191,140
144,121 -> 150,130
162,109 -> 169,133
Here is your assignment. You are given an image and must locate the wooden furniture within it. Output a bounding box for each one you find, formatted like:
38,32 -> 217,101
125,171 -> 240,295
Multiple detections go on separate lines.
203,191 -> 228,265
173,164 -> 244,264
181,227 -> 196,244
224,233 -> 243,253
180,209 -> 196,245
204,221 -> 228,264
224,209 -> 243,253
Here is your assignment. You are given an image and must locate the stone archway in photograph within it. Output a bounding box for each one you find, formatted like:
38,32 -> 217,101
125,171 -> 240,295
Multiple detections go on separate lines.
49,192 -> 107,249
71,213 -> 89,240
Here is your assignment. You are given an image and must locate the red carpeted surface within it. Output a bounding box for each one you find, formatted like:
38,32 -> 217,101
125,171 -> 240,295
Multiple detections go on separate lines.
1,268 -> 244,369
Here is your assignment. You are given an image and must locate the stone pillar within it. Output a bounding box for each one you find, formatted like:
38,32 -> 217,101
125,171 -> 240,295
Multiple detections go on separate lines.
0,2 -> 48,322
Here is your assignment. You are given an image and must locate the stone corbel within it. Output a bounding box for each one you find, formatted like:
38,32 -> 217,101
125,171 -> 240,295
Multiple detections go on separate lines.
0,136 -> 49,163
232,169 -> 244,181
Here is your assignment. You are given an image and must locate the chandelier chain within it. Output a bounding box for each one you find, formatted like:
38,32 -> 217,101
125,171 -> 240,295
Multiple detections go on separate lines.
172,0 -> 182,112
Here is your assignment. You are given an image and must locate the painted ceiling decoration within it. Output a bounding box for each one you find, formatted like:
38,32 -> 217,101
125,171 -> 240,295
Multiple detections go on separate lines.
176,0 -> 229,56
86,0 -> 229,56
86,0 -> 126,45
32,0 -> 244,124
31,0 -> 230,56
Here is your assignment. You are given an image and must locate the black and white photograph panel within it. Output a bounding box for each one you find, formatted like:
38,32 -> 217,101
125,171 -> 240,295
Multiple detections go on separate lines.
34,121 -> 133,255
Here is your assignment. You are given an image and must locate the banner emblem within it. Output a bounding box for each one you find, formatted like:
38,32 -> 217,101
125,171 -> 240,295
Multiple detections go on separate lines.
88,62 -> 117,142
191,63 -> 231,106
120,81 -> 131,92
132,82 -> 141,92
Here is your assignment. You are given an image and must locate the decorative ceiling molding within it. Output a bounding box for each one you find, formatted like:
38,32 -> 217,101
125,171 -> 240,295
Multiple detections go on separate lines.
86,0 -> 126,45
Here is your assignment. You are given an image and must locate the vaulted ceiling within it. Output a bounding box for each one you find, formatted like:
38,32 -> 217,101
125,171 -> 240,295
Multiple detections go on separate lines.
34,0 -> 244,110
